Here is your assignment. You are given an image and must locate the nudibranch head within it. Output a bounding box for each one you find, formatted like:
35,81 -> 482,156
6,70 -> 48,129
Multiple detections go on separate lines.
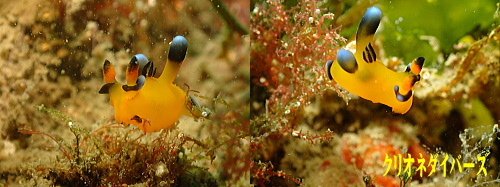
325,7 -> 425,114
99,36 -> 207,133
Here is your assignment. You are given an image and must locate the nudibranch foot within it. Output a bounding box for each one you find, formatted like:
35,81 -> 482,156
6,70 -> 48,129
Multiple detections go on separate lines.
325,7 -> 425,114
130,115 -> 153,133
131,115 -> 144,123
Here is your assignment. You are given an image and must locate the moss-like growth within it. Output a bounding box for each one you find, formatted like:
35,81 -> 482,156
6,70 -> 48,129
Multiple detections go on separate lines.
18,105 -> 218,186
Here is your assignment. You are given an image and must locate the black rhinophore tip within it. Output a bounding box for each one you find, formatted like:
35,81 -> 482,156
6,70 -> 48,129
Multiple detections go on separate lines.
357,7 -> 382,39
103,60 -> 111,70
168,36 -> 188,63
415,57 -> 425,67
128,56 -> 140,73
129,56 -> 138,65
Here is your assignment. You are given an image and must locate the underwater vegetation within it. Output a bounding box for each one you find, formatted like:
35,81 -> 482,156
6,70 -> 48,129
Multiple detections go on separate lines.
18,105 -> 218,186
378,0 -> 498,65
251,0 -> 499,186
0,0 -> 249,186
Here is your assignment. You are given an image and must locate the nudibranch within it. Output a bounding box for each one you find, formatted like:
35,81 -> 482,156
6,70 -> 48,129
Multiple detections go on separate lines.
325,7 -> 424,114
99,36 -> 205,133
